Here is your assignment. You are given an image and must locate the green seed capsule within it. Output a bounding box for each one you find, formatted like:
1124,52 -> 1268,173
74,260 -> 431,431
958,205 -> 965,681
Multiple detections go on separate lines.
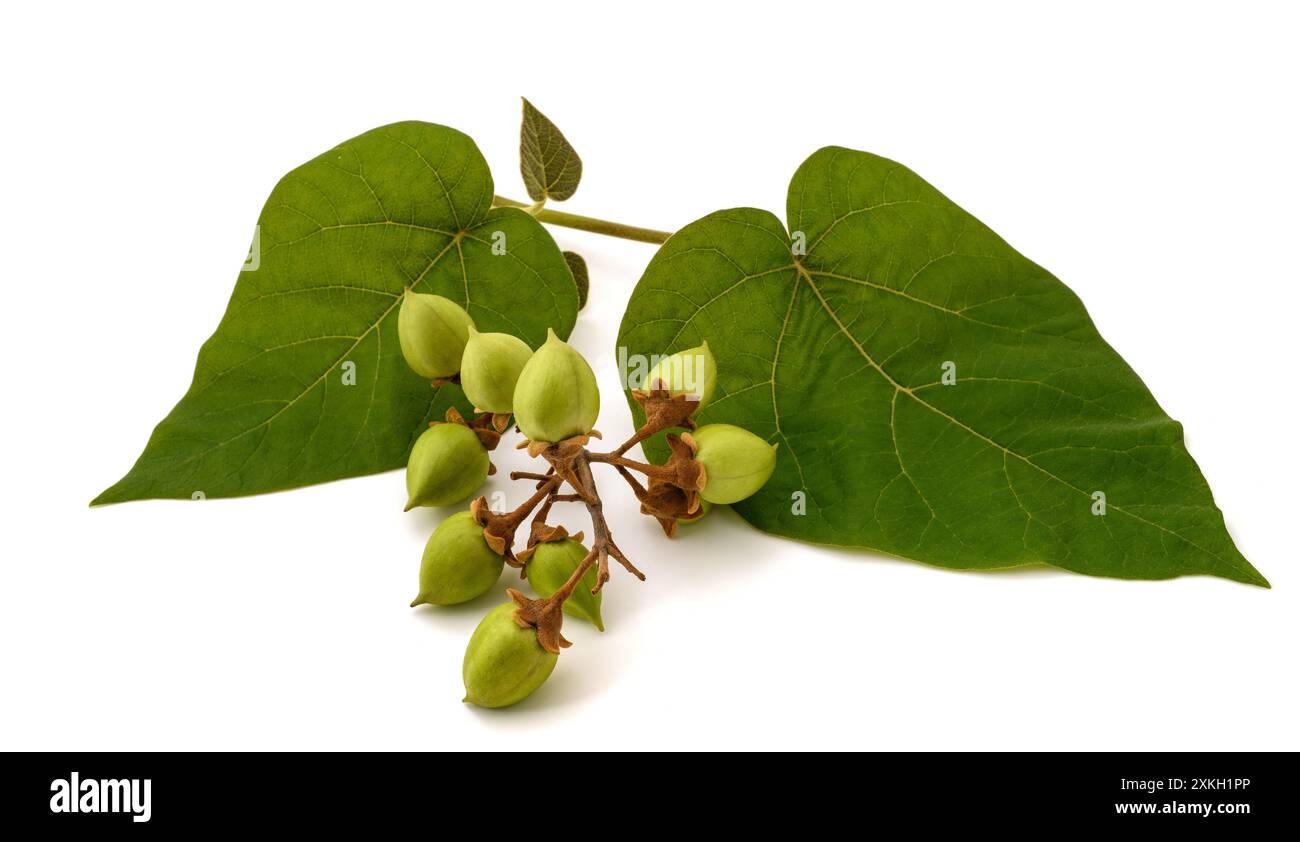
405,423 -> 489,510
459,327 -> 533,414
646,341 -> 717,408
411,511 -> 504,606
398,292 -> 475,380
527,539 -> 603,630
512,328 -> 600,444
691,423 -> 778,504
462,603 -> 558,708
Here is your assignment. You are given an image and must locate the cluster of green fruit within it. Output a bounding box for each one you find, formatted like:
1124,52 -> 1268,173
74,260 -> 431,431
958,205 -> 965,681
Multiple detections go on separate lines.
397,291 -> 778,707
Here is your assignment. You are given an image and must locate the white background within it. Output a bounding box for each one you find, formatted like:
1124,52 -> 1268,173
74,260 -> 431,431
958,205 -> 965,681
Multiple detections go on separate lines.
2,1 -> 1297,751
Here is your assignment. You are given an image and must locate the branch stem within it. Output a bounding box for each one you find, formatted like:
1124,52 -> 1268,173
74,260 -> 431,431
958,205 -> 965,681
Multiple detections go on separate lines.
492,195 -> 672,244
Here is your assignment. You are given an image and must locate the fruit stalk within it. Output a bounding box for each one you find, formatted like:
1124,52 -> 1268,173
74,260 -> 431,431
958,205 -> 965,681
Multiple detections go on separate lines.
587,451 -> 679,484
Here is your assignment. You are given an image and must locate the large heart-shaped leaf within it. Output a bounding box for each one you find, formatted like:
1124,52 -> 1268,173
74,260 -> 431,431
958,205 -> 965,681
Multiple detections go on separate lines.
618,146 -> 1265,586
95,121 -> 578,505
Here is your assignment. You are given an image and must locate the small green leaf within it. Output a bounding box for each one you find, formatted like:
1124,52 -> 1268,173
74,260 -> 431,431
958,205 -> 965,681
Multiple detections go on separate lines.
95,121 -> 577,505
519,98 -> 582,202
618,146 -> 1266,587
564,251 -> 589,309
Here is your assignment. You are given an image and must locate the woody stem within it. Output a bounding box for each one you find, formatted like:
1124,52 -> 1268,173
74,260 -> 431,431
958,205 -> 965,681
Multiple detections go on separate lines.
550,546 -> 599,605
575,455 -> 614,591
505,475 -> 561,526
612,426 -> 655,458
587,452 -> 677,483
510,471 -> 554,483
535,448 -> 645,600
612,464 -> 650,499
533,492 -> 557,527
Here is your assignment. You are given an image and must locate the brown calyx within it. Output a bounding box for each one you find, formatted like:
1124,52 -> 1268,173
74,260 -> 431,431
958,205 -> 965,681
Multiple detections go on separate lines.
515,523 -> 582,564
631,387 -> 700,434
470,472 -> 561,569
507,587 -> 571,654
433,406 -> 508,451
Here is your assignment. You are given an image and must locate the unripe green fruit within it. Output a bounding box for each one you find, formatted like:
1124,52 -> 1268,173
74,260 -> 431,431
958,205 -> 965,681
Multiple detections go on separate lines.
411,511 -> 504,606
646,341 -> 717,408
405,423 -> 489,510
527,539 -> 603,630
691,423 -> 778,504
398,292 -> 475,380
463,603 -> 558,708
459,327 -> 533,413
512,328 -> 600,444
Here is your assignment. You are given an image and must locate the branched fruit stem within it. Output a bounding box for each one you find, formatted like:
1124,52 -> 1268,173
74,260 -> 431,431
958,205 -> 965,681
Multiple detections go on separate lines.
507,396 -> 697,652
538,448 -> 645,595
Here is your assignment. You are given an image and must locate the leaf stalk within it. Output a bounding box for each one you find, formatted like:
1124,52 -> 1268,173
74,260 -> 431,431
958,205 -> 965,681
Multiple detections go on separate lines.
492,195 -> 671,244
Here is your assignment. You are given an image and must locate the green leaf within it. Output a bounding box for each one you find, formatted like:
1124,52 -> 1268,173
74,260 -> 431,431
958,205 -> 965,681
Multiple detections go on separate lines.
519,98 -> 582,202
95,121 -> 578,505
618,146 -> 1266,587
563,251 -> 589,309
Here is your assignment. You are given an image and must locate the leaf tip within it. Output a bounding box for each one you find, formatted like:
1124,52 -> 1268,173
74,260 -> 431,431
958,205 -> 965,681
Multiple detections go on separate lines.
89,482 -> 124,508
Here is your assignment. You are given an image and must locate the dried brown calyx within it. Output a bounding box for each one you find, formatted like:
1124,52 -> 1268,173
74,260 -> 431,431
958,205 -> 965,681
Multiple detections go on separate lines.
439,406 -> 510,452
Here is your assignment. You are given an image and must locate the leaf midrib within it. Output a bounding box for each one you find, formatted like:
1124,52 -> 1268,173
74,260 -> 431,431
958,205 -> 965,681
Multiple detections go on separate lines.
792,261 -> 1254,581
165,205 -> 566,474
162,234 -> 461,471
